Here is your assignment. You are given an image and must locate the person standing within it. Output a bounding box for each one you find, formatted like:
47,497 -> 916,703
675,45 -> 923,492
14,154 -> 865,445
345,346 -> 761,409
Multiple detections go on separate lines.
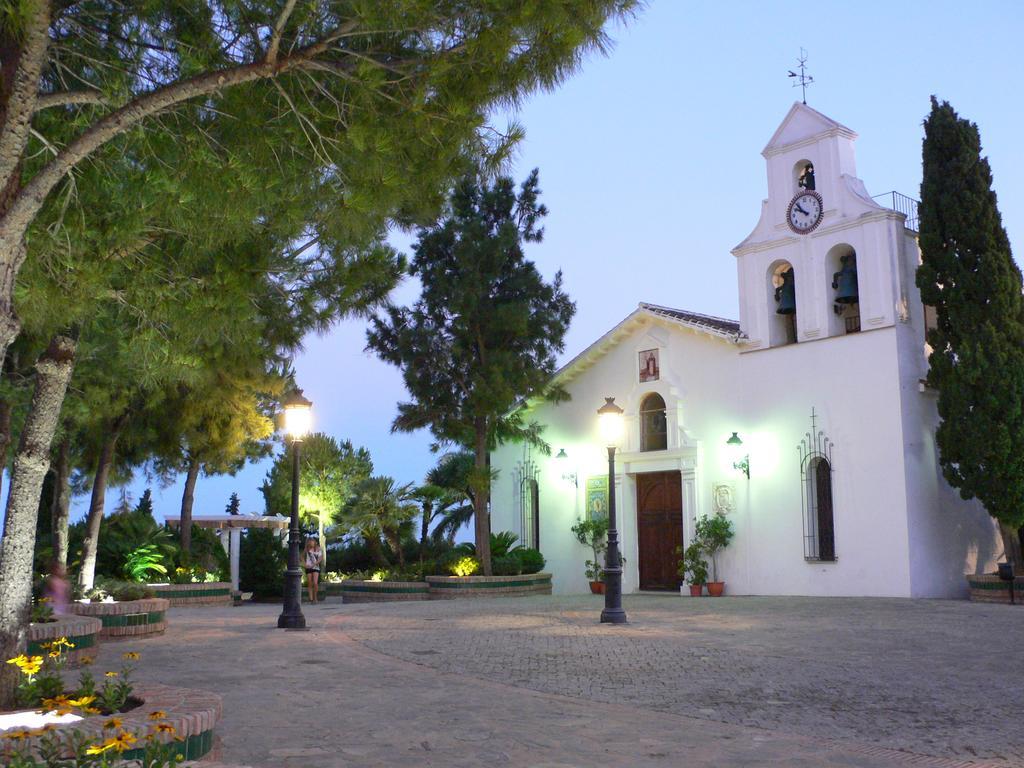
303,538 -> 323,603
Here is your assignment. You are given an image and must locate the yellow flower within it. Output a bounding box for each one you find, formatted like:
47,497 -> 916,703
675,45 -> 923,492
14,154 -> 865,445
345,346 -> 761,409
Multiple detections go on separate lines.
41,694 -> 73,714
6,654 -> 29,666
147,710 -> 167,720
109,731 -> 138,752
85,740 -> 117,755
121,651 -> 140,661
67,695 -> 96,708
103,717 -> 123,730
49,650 -> 62,659
151,722 -> 177,736
104,671 -> 119,678
82,706 -> 101,714
2,728 -> 33,741
80,655 -> 95,666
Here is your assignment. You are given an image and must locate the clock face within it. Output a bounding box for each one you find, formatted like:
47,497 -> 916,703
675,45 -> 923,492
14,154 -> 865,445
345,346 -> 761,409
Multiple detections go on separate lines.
787,191 -> 823,234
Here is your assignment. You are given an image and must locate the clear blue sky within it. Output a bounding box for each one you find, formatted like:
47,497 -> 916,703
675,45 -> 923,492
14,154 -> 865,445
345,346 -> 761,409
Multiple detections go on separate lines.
106,0 -> 1022,524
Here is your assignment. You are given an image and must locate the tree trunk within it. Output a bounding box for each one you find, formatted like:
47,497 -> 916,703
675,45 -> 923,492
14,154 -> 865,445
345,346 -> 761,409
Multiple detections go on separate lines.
473,418 -> 492,576
50,434 -> 71,568
0,336 -> 75,708
419,500 -> 432,570
179,457 -> 200,555
78,414 -> 127,591
385,529 -> 405,567
998,520 -> 1022,572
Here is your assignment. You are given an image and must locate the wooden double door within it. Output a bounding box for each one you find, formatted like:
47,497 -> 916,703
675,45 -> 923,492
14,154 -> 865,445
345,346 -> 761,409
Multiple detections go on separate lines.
636,471 -> 684,591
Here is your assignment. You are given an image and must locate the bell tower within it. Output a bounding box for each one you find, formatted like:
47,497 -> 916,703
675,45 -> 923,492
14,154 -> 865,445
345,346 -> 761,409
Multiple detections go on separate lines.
732,103 -> 912,351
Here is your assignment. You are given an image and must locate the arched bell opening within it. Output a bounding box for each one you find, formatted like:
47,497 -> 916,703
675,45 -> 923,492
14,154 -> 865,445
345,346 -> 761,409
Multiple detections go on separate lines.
768,261 -> 797,346
794,160 -> 815,192
826,244 -> 860,336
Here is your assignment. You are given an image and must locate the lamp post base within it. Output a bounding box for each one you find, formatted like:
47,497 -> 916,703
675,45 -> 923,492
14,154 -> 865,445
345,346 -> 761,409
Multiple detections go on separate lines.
600,607 -> 628,624
277,566 -> 306,630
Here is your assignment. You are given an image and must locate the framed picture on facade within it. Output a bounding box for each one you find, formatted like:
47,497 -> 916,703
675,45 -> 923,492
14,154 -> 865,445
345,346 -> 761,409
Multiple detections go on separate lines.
585,476 -> 609,522
639,348 -> 660,382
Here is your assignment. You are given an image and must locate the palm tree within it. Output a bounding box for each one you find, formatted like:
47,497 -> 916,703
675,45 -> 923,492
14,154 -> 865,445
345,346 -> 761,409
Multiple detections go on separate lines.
341,477 -> 418,567
425,452 -> 477,544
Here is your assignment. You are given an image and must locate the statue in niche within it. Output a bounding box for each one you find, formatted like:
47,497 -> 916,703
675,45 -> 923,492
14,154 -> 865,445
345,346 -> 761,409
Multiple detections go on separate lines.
798,163 -> 815,190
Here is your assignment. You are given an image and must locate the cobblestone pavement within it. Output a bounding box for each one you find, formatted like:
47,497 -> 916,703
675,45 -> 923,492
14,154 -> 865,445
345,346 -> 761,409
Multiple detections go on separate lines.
340,595 -> 1024,764
95,596 -> 1023,767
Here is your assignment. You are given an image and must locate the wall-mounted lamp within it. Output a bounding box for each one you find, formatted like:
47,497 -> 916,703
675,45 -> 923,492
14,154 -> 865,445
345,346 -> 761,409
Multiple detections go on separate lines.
555,448 -> 578,488
726,432 -> 750,479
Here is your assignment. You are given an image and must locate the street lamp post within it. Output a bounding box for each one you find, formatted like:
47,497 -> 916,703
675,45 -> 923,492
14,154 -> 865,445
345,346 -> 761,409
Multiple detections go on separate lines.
278,388 -> 312,630
597,397 -> 627,624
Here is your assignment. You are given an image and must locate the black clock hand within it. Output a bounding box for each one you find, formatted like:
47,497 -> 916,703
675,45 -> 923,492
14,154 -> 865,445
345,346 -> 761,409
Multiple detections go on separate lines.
794,203 -> 809,216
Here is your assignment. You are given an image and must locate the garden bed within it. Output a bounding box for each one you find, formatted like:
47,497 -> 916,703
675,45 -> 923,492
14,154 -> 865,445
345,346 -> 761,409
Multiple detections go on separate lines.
26,615 -> 102,665
966,574 -> 1024,604
425,572 -> 552,599
340,580 -> 430,603
0,683 -> 221,763
70,598 -> 169,639
149,582 -> 232,607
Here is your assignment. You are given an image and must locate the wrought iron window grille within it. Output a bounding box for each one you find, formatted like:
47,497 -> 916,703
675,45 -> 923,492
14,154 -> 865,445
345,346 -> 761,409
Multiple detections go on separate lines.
798,408 -> 837,563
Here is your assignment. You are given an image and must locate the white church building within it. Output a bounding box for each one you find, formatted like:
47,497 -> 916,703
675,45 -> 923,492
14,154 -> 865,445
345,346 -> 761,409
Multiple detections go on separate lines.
490,103 -> 1001,599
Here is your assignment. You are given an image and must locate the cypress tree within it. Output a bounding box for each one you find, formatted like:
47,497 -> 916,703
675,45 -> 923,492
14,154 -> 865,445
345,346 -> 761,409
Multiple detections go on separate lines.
916,97 -> 1024,569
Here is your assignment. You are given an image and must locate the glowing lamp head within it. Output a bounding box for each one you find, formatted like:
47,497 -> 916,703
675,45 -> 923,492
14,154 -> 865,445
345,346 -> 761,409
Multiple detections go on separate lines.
282,388 -> 313,441
597,397 -> 625,447
726,431 -> 744,456
555,449 -> 568,460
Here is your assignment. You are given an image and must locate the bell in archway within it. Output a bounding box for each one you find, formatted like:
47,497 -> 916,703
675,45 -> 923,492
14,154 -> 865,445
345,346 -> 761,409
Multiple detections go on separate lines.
831,254 -> 858,304
775,268 -> 796,315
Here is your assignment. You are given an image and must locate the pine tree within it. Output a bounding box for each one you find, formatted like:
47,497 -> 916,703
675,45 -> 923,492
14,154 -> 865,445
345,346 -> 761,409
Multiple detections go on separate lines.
134,489 -> 154,518
367,171 -> 575,574
916,97 -> 1024,569
225,493 -> 241,517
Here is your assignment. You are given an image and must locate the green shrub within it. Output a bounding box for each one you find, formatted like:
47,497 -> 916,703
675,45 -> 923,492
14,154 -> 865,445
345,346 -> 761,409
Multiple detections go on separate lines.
491,556 -> 522,576
514,548 -> 545,574
239,528 -> 286,597
88,578 -> 155,602
168,525 -> 229,580
326,539 -> 376,573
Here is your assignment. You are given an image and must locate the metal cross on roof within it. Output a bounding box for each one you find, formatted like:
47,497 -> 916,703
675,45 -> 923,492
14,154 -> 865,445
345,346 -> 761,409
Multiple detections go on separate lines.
788,48 -> 814,104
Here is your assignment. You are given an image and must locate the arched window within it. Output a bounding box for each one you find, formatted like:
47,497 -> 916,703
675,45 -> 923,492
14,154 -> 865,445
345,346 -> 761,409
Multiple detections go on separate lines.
799,412 -> 836,562
514,458 -> 540,550
640,393 -> 668,452
769,262 -> 797,346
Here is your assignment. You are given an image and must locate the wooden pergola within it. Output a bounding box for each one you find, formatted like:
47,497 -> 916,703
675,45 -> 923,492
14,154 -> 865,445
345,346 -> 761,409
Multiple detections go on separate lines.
164,515 -> 289,592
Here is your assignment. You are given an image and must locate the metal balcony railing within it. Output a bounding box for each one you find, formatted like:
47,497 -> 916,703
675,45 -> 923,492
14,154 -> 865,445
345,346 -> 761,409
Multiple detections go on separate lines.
872,191 -> 920,232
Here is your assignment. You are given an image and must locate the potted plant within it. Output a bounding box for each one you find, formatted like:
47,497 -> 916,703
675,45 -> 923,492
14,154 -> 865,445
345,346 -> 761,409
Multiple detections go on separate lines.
676,543 -> 708,596
694,515 -> 734,597
571,518 -> 609,595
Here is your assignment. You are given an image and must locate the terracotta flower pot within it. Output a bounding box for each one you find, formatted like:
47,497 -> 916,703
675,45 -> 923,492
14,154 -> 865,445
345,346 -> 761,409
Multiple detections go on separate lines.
589,581 -> 606,595
689,584 -> 704,597
707,581 -> 725,597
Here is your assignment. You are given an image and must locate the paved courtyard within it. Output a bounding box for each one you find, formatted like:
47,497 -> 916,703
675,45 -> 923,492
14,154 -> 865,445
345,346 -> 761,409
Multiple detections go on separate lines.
91,595 -> 1023,767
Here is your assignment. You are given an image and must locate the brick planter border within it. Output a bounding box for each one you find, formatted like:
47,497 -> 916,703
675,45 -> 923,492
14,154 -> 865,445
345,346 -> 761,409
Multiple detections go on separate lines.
26,615 -> 102,666
966,574 -> 1024,604
149,582 -> 232,607
425,573 -> 552,599
0,683 -> 221,764
340,580 -> 430,603
70,598 -> 169,639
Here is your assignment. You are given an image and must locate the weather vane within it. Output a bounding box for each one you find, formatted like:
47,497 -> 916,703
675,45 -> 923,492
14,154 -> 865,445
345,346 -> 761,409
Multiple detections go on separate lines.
788,48 -> 814,104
